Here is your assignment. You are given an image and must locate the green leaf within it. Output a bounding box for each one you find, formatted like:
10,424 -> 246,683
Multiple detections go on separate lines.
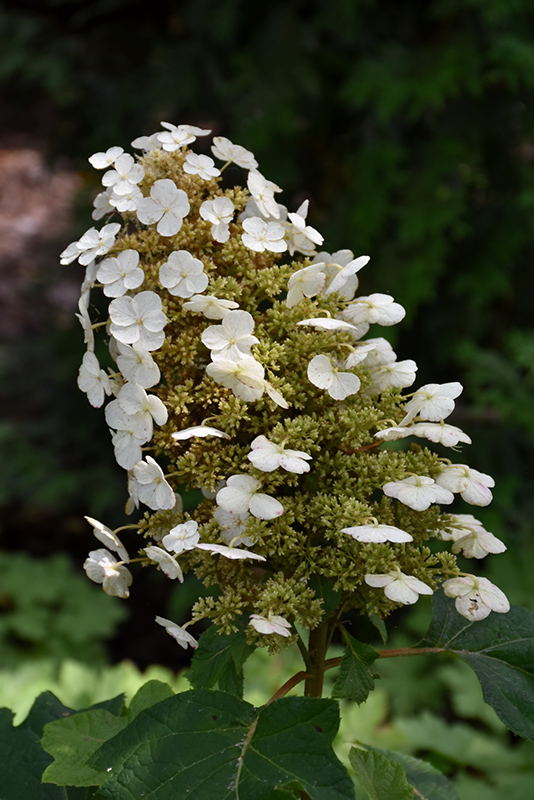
424,592 -> 534,740
42,708 -> 128,787
370,748 -> 458,800
188,623 -> 254,697
89,690 -> 354,799
369,613 -> 388,645
349,748 -> 412,800
0,691 -> 85,800
126,680 -> 174,721
309,575 -> 342,618
332,632 -> 380,704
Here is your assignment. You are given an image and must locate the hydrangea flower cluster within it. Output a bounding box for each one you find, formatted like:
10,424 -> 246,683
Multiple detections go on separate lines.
66,124 -> 509,649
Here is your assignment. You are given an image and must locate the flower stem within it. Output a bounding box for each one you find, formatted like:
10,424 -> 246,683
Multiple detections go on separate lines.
304,621 -> 329,699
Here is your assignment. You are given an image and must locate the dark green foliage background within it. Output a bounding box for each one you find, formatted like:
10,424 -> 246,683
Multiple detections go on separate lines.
1,0 -> 533,655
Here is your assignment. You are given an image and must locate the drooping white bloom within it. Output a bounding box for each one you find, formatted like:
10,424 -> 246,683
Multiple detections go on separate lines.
172,425 -> 230,441
382,476 -> 454,511
116,381 -> 167,439
144,546 -> 183,581
159,250 -> 208,297
137,179 -> 190,236
297,317 -> 359,333
157,121 -> 210,151
286,263 -> 326,307
247,435 -> 312,474
375,426 -> 414,442
214,507 -> 254,547
115,343 -> 160,388
323,255 -> 370,298
131,133 -> 162,152
60,241 -> 83,265
249,613 -> 292,637
88,146 -> 124,169
307,354 -> 360,400
155,616 -> 198,649
76,295 -> 94,351
211,136 -> 258,170
199,196 -> 235,243
102,153 -> 144,195
401,382 -> 464,425
202,310 -> 259,361
410,422 -> 472,447
341,524 -> 413,543
264,381 -> 289,409
84,548 -> 132,598
196,543 -> 266,561
96,250 -> 144,297
241,217 -> 287,253
344,342 -> 378,368
156,124 -> 194,151
287,202 -> 324,250
183,152 -> 221,180
162,520 -> 200,554
84,516 -> 130,562
216,475 -> 284,520
109,290 -> 167,351
375,422 -> 472,447
60,223 -> 121,266
77,351 -> 112,408
440,513 -> 483,541
92,188 -> 114,220
109,185 -> 143,214
247,171 -> 280,218
77,223 -> 122,265
435,464 -> 494,506
365,571 -> 433,605
240,197 -> 287,223
206,356 -> 265,402
106,398 -> 152,441
440,514 -> 506,559
132,456 -> 176,510
111,429 -> 145,470
367,360 -> 418,393
359,337 -> 397,368
443,575 -> 510,620
451,527 -> 506,559
341,293 -> 406,326
182,294 -> 239,320
311,250 -> 356,301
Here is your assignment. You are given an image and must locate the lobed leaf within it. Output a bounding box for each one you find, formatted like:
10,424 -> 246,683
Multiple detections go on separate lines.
41,708 -> 128,787
370,748 -> 458,800
349,748 -> 412,800
0,692 -> 85,800
424,592 -> 534,740
188,624 -> 254,697
332,632 -> 381,704
89,690 -> 354,799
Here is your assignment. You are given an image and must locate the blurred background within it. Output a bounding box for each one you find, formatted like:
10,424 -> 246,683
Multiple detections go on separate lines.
1,0 -> 533,794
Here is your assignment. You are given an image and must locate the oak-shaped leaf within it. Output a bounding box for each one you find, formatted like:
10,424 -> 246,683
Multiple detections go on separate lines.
349,748 -> 412,800
424,592 -> 534,740
41,681 -> 174,788
188,623 -> 254,697
0,691 -> 85,800
332,632 -> 381,704
350,746 -> 457,800
89,690 -> 354,799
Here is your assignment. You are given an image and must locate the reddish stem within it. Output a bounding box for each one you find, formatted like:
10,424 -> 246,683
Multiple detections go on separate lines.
267,646 -> 446,705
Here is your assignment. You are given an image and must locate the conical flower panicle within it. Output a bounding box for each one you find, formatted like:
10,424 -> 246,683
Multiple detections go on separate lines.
68,125 -> 508,647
